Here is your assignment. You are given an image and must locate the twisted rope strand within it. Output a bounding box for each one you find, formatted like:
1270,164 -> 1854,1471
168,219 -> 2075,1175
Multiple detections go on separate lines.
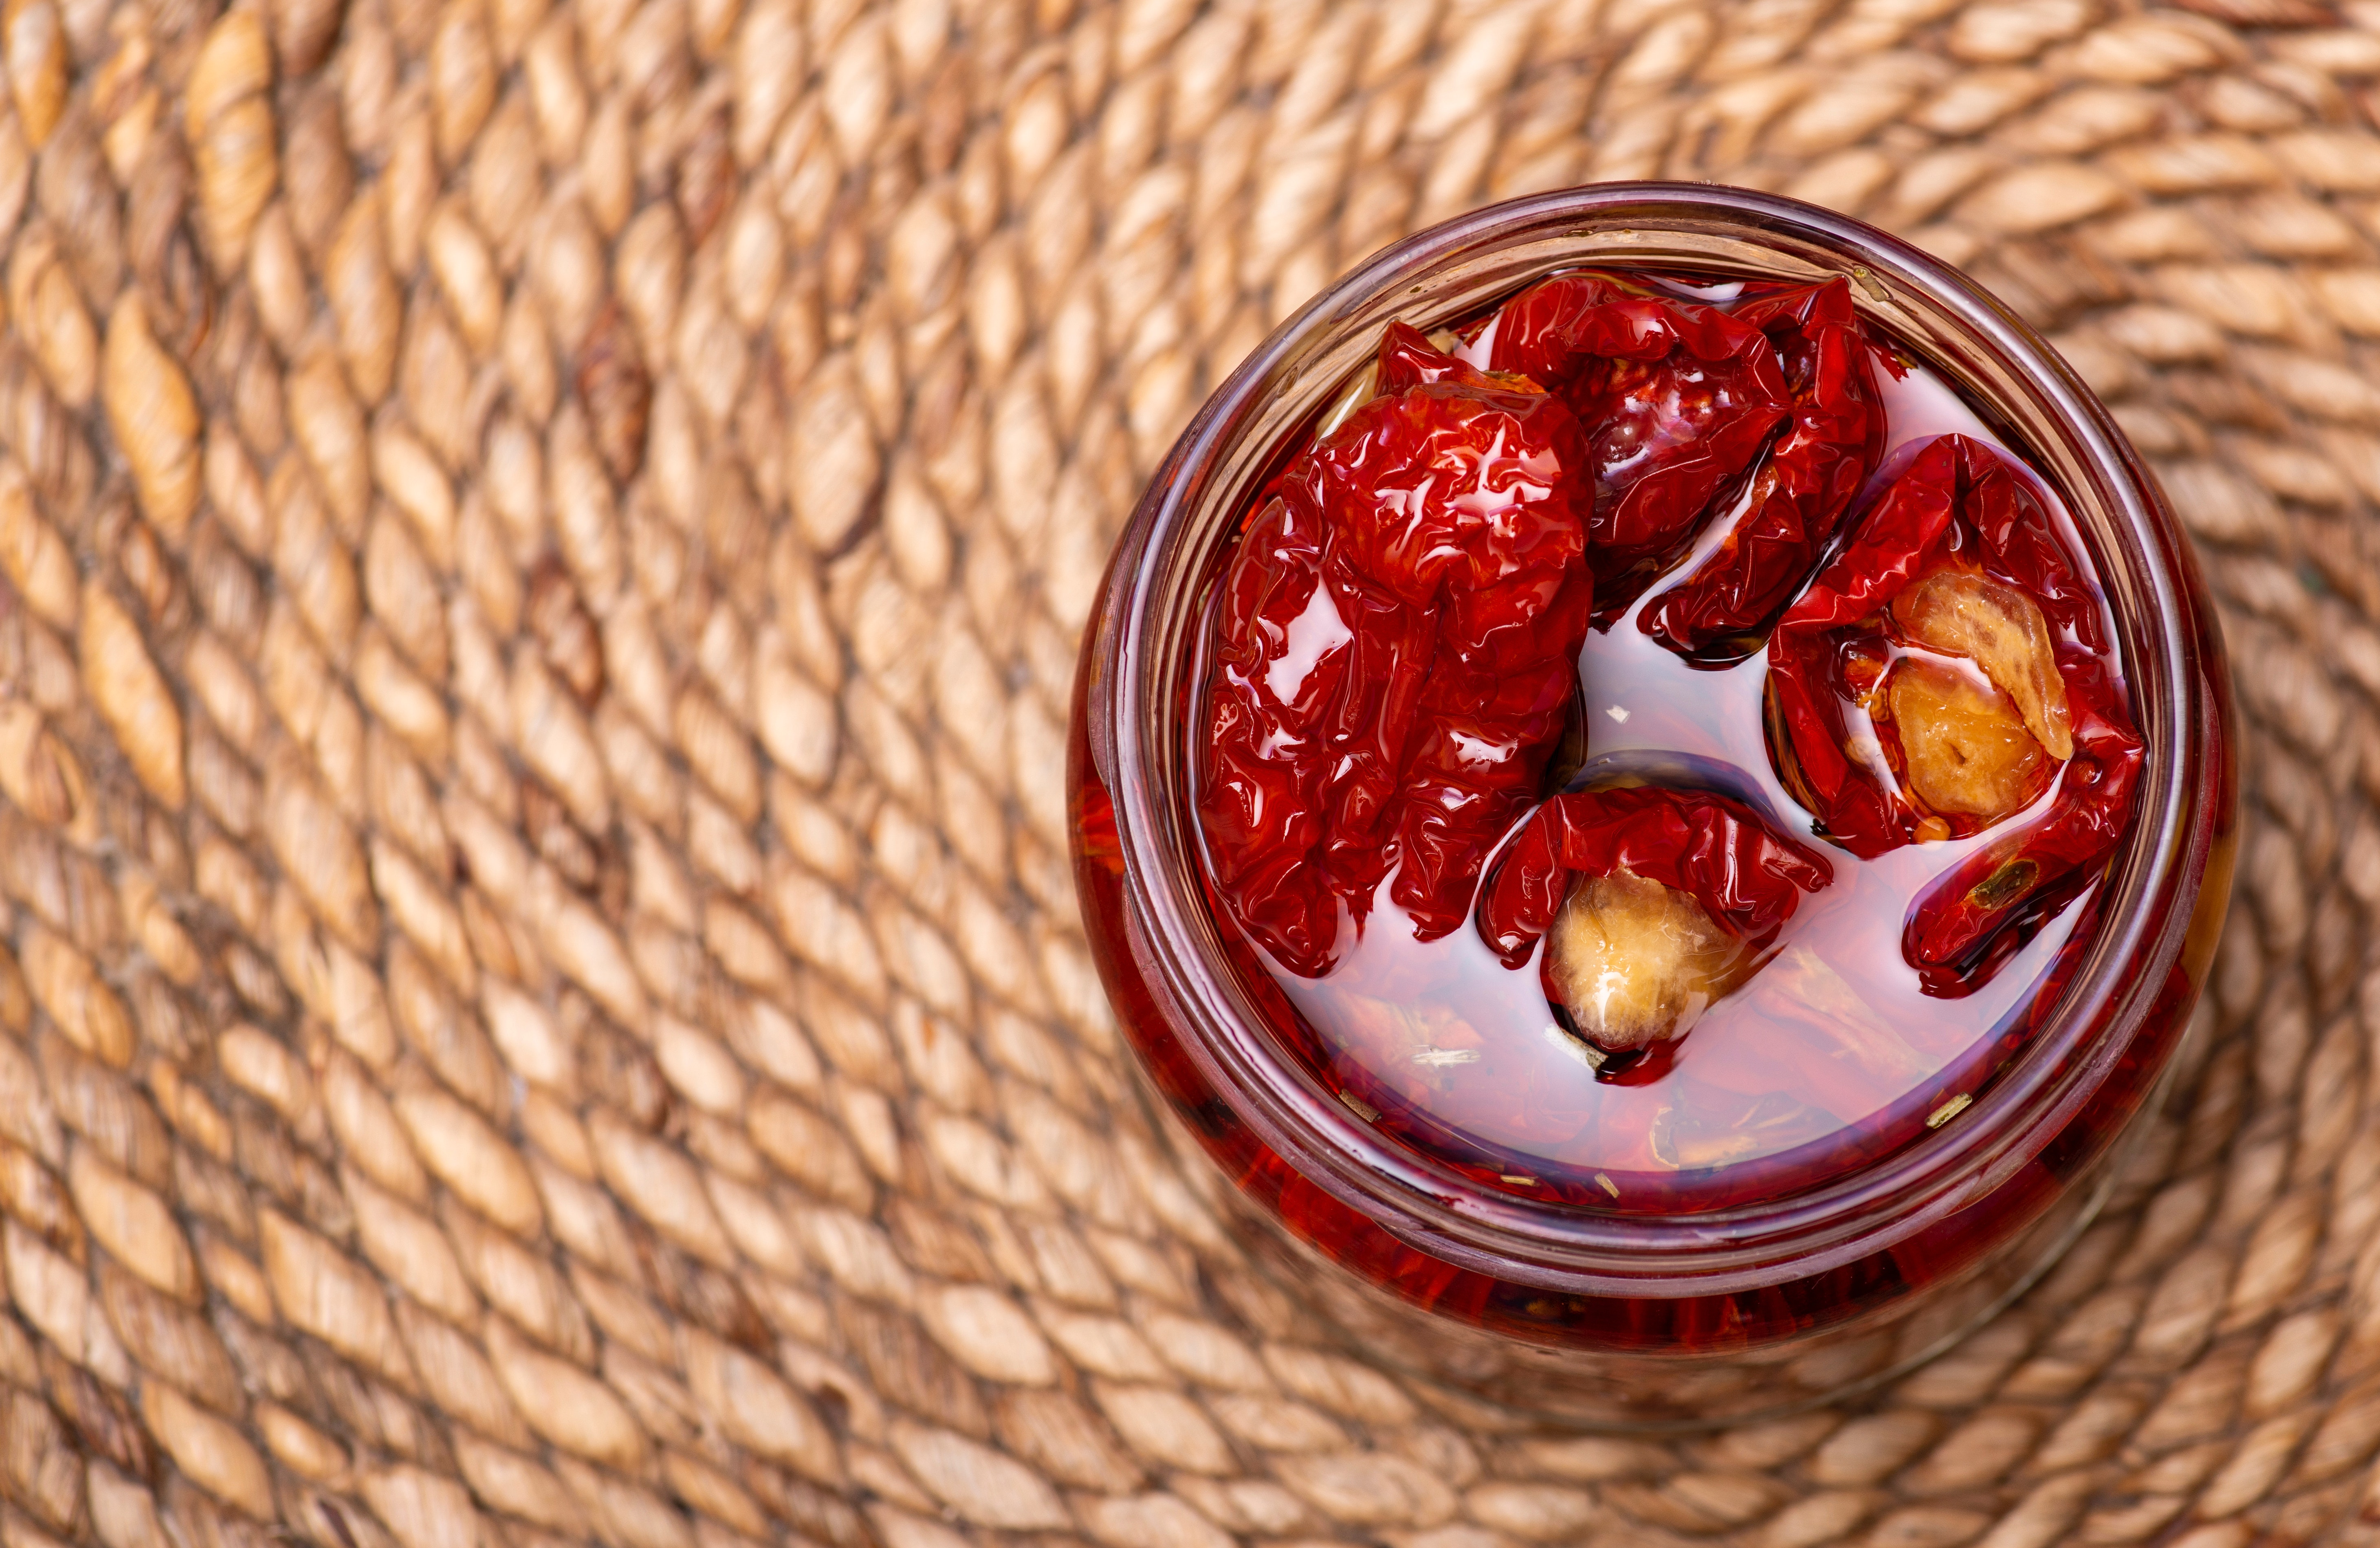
0,0 -> 2371,1543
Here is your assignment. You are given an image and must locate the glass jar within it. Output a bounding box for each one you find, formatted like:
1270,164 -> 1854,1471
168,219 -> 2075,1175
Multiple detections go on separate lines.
1068,183 -> 2238,1427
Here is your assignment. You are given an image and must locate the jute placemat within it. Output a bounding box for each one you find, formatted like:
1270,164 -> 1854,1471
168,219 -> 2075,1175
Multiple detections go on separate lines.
0,0 -> 2368,1542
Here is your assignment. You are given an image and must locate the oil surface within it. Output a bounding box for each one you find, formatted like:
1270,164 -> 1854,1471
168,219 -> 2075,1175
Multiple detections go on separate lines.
1253,347 -> 2123,1214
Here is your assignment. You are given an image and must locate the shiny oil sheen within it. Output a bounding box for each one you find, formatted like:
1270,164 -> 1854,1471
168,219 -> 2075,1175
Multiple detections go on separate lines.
1221,318 -> 2131,1215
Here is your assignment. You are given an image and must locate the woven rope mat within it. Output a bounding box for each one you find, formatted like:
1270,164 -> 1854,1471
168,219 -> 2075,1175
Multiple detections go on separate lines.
2,0 -> 2378,1544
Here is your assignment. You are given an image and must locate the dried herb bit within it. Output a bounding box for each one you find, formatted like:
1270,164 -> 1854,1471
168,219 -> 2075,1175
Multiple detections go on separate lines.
1966,858 -> 2040,910
1198,323 -> 1593,976
1478,787 -> 1834,1052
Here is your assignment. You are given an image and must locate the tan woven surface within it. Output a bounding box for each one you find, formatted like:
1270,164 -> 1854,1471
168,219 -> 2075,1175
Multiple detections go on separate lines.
0,0 -> 2377,1542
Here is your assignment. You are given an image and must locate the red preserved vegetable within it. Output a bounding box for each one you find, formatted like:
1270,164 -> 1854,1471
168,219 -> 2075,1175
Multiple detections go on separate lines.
1765,433 -> 2109,857
1477,787 -> 1834,968
1080,198 -> 2232,1417
1190,279 -> 2151,1212
1902,648 -> 2143,996
1197,323 -> 1594,976
1637,279 -> 1886,661
1489,272 -> 1791,619
1764,433 -> 2141,992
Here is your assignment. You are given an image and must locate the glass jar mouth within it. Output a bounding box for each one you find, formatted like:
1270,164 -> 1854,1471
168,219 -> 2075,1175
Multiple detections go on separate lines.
1086,183 -> 2223,1296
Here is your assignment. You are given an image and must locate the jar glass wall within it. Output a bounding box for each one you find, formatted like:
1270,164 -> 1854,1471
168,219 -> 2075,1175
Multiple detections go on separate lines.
1069,184 -> 2238,1427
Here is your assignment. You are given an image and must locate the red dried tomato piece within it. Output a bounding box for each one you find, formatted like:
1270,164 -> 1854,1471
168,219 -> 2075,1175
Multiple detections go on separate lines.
1901,647 -> 2144,996
1764,433 -> 2142,994
1476,787 -> 1835,968
1489,271 -> 1791,619
1199,323 -> 1593,976
1637,278 -> 1885,661
1764,433 -> 2109,859
1201,495 -> 1342,972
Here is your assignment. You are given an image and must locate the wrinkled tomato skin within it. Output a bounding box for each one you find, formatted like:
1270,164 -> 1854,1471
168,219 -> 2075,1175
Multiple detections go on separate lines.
1764,434 -> 2145,992
1071,705 -> 2210,1359
1197,323 -> 1594,977
1068,221 -> 2230,1414
1639,279 -> 1887,660
1489,273 -> 1792,618
1766,435 -> 2092,858
1200,496 -> 1340,973
1476,787 -> 1834,968
1902,647 -> 2146,995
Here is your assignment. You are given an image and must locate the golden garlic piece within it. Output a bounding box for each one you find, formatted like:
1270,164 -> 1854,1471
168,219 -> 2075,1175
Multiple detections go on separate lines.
1544,870 -> 1744,1052
1889,569 -> 2073,759
1885,658 -> 2050,821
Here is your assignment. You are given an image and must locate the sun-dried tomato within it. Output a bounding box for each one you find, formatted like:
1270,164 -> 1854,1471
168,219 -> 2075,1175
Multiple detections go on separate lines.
1637,279 -> 1885,661
1476,787 -> 1834,969
1765,433 -> 2110,858
1901,646 -> 2143,996
1764,433 -> 2141,993
1489,272 -> 1791,620
1198,323 -> 1594,976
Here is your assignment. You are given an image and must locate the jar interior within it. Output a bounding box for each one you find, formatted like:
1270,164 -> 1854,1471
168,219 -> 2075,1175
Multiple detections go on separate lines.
1107,191 -> 2207,1292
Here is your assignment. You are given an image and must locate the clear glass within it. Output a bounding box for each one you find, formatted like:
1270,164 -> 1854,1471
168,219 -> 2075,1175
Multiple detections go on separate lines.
1069,184 -> 2238,1427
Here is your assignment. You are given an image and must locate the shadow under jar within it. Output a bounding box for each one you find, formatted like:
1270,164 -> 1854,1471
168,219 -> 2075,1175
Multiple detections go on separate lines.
1068,184 -> 2238,1428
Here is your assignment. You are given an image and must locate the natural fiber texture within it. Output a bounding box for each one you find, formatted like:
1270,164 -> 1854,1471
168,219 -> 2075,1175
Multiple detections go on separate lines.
0,0 -> 2375,1541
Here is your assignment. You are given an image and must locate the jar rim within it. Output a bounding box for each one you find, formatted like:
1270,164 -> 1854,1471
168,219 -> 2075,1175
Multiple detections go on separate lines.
1084,182 -> 2226,1295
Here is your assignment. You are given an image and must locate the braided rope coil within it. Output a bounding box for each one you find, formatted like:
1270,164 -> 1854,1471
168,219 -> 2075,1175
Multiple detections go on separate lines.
0,0 -> 2371,1544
